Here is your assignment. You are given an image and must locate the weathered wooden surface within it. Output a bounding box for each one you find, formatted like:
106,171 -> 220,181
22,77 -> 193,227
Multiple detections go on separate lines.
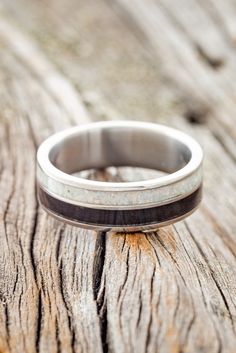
0,0 -> 236,352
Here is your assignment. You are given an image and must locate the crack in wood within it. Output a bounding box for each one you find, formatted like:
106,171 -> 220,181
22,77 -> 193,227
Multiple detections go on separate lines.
35,290 -> 43,353
57,258 -> 77,353
29,202 -> 39,285
92,232 -> 108,353
195,44 -> 225,69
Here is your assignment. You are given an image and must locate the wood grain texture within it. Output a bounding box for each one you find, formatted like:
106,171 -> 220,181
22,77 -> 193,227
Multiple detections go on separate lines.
0,1 -> 236,352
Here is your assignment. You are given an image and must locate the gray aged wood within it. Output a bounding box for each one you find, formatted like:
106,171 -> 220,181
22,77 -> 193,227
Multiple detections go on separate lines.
0,0 -> 236,352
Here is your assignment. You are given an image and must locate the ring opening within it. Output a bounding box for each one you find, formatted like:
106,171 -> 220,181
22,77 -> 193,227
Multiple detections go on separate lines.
49,125 -> 192,176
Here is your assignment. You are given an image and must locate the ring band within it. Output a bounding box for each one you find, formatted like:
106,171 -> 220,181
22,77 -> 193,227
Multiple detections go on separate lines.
37,121 -> 203,231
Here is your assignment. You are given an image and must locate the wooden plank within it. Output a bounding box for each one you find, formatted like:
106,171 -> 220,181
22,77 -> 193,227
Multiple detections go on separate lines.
110,0 -> 236,158
0,1 -> 236,352
0,23 -> 103,353
2,0 -> 236,157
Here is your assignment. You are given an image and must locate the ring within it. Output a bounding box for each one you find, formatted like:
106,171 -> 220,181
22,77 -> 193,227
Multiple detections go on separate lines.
36,121 -> 203,232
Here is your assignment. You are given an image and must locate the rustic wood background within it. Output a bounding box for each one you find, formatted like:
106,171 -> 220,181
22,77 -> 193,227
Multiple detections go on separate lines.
0,0 -> 236,352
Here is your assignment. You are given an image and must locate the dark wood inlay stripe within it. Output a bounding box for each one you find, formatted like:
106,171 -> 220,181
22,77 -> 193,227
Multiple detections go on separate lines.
38,185 -> 202,227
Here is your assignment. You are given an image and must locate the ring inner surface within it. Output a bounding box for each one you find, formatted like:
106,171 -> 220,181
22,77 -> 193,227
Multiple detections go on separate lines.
49,126 -> 192,176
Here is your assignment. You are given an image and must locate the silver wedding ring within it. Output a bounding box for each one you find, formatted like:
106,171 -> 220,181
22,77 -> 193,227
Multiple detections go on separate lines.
36,121 -> 203,231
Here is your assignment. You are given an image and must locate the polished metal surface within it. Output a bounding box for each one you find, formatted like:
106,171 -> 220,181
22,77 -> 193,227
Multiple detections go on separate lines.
49,122 -> 190,174
36,121 -> 203,230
